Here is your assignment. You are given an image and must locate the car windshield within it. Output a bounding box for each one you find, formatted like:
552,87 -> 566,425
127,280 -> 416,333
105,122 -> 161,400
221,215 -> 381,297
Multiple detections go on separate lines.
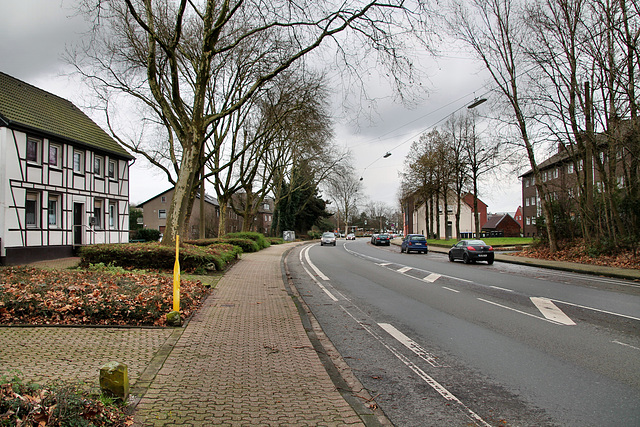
322,232 -> 335,238
468,240 -> 486,245
410,235 -> 426,241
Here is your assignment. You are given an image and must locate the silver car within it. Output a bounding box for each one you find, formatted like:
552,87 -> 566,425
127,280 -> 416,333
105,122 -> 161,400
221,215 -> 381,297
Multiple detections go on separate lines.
320,232 -> 337,246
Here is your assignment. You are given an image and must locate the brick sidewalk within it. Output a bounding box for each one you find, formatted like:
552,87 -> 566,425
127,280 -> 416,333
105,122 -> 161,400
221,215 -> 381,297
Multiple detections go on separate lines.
132,243 -> 365,426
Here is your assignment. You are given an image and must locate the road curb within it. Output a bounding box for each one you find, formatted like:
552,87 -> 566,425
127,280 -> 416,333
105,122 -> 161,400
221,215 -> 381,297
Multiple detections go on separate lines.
281,243 -> 393,427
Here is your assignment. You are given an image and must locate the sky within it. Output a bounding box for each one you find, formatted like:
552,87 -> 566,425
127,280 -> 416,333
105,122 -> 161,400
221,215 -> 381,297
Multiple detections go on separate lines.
0,0 -> 523,214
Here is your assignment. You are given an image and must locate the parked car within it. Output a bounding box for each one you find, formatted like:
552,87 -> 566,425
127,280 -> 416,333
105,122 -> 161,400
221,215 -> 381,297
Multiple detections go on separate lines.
371,233 -> 391,246
320,232 -> 337,246
346,233 -> 356,240
448,239 -> 494,264
400,234 -> 428,254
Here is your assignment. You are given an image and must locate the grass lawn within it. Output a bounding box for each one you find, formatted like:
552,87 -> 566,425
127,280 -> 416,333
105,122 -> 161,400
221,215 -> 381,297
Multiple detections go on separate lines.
428,237 -> 534,247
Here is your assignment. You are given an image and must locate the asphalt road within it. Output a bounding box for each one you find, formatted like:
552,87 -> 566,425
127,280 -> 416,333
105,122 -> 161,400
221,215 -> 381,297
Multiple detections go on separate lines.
285,238 -> 640,426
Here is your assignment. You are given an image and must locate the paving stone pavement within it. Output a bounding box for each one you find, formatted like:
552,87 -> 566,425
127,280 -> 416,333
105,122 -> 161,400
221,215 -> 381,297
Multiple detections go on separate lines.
132,243 -> 366,426
1,244 -> 370,426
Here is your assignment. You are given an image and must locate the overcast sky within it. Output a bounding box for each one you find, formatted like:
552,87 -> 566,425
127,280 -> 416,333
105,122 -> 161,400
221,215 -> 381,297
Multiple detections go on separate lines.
1,0 -> 523,214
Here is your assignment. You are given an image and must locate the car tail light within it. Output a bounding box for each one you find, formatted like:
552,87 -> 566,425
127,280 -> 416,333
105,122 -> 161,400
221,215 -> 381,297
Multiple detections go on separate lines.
488,246 -> 494,251
467,246 -> 476,251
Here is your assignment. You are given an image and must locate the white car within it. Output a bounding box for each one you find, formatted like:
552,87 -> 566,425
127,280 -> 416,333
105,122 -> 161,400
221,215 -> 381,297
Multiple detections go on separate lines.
320,232 -> 337,246
346,233 -> 356,240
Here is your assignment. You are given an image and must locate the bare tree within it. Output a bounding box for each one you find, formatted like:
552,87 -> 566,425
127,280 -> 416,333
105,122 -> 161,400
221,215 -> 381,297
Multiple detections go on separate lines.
324,158 -> 363,236
70,0 -> 435,245
449,0 -> 560,252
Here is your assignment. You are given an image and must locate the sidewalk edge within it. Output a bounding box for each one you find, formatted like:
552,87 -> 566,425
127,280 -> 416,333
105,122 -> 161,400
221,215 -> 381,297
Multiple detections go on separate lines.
282,244 -> 393,427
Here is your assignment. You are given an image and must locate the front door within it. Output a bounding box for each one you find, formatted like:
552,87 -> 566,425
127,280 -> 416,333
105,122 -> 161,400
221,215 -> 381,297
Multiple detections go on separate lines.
73,203 -> 83,245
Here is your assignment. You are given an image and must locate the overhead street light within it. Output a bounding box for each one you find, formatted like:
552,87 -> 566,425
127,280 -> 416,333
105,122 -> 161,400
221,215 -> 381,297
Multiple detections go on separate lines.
467,98 -> 487,109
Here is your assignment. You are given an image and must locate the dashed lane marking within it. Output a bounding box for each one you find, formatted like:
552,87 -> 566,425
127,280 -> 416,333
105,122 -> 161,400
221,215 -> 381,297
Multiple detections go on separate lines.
423,273 -> 441,283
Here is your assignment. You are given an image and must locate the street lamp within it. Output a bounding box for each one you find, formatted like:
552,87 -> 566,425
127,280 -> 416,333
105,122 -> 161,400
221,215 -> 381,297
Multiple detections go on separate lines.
383,152 -> 392,158
467,98 -> 487,109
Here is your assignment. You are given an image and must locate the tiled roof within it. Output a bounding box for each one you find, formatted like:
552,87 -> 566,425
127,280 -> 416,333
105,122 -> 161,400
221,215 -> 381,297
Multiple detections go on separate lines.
0,72 -> 133,159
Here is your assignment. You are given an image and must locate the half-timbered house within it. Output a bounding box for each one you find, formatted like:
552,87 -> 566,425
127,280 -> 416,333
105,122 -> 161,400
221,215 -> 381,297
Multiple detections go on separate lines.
0,72 -> 134,264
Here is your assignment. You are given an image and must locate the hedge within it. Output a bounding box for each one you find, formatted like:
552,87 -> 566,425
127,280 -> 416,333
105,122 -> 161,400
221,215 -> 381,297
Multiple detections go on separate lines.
225,232 -> 270,249
79,242 -> 241,272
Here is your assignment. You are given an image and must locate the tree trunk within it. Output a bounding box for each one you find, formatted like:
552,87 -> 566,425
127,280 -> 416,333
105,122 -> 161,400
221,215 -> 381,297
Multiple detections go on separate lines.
162,143 -> 202,246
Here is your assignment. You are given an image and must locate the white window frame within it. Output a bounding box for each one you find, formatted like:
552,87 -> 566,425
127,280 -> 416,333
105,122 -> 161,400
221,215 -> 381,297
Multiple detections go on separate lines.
48,143 -> 62,168
26,136 -> 41,164
48,194 -> 61,228
26,192 -> 39,228
109,202 -> 117,229
93,199 -> 103,229
73,150 -> 84,174
94,155 -> 103,177
108,159 -> 117,180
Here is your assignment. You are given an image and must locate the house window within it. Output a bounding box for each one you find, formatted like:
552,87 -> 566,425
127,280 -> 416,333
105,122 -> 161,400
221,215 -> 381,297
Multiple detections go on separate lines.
578,159 -> 583,171
26,137 -> 40,163
263,203 -> 270,210
568,163 -> 574,174
158,209 -> 167,219
525,179 -> 529,188
73,150 -> 84,174
553,168 -> 559,179
26,192 -> 39,227
49,143 -> 61,168
109,202 -> 117,228
48,194 -> 61,227
542,171 -> 547,182
108,160 -> 117,179
94,156 -> 103,177
525,198 -> 529,207
526,217 -> 531,225
531,197 -> 536,206
161,196 -> 166,203
93,199 -> 103,228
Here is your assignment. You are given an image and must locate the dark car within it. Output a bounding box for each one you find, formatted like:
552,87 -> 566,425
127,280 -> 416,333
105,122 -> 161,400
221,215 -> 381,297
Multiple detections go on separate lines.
448,239 -> 494,264
400,234 -> 428,254
371,233 -> 391,246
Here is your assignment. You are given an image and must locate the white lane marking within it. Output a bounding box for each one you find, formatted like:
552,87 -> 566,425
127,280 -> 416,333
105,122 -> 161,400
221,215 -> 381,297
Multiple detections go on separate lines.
301,263 -> 338,301
423,273 -> 441,283
490,285 -> 514,292
478,298 -> 564,325
398,266 -> 412,273
550,299 -> 640,322
303,246 -> 330,281
442,287 -> 460,293
530,297 -> 576,325
379,323 -> 441,367
341,308 -> 491,427
378,262 -> 391,266
612,340 -> 640,351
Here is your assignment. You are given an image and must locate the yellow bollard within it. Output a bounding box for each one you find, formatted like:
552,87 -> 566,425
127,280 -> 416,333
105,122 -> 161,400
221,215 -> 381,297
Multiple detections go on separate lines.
173,235 -> 180,312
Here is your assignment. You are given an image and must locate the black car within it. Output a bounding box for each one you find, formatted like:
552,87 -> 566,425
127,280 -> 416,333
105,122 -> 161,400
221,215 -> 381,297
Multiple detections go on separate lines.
448,239 -> 494,264
371,233 -> 391,246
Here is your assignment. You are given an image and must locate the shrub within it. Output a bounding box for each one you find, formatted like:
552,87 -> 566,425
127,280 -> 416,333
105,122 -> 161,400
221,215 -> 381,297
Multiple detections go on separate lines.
220,238 -> 259,253
134,228 -> 161,242
225,232 -> 270,249
307,230 -> 322,240
79,242 -> 239,272
0,373 -> 132,426
267,237 -> 285,245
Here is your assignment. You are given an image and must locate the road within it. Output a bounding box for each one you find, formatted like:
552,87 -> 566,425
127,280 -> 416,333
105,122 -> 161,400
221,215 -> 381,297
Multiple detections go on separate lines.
285,238 -> 640,426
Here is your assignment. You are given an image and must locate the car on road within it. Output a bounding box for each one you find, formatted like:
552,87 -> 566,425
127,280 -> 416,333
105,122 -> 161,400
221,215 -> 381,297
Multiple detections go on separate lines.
320,232 -> 337,246
371,233 -> 391,246
400,234 -> 428,254
346,233 -> 356,240
448,239 -> 494,264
